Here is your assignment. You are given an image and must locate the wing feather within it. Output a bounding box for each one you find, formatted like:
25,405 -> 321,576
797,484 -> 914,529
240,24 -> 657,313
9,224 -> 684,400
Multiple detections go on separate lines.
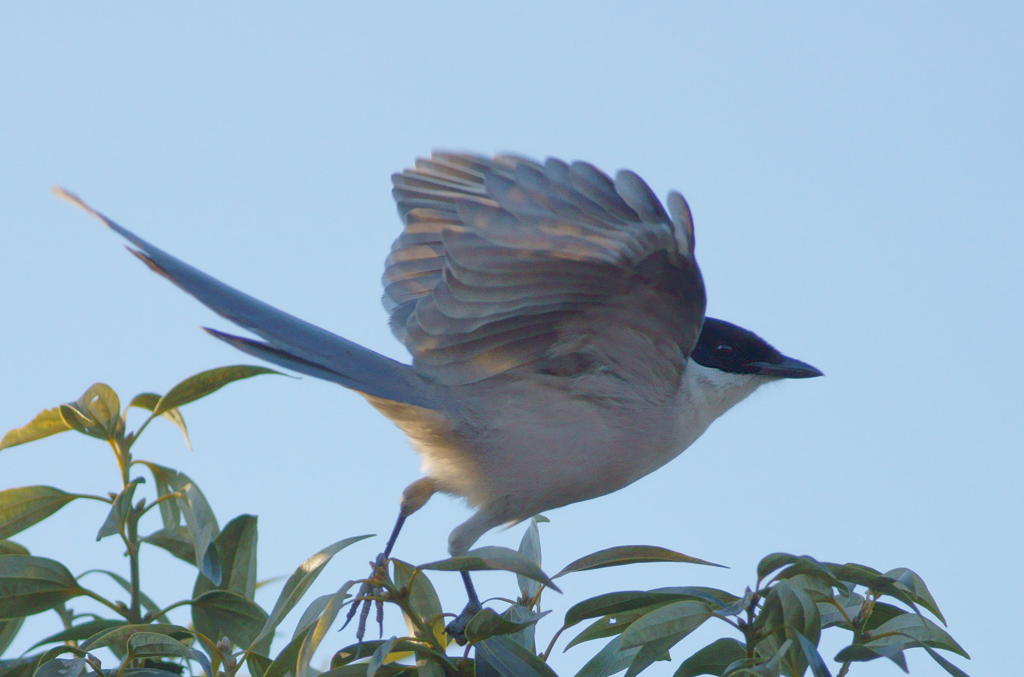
385,152 -> 705,391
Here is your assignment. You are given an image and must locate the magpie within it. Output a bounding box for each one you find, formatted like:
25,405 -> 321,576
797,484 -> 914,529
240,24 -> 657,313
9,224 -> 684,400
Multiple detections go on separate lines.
58,151 -> 822,639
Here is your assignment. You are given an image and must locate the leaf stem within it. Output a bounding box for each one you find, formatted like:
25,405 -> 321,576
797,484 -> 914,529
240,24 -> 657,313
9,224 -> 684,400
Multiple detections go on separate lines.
79,589 -> 127,617
742,592 -> 760,660
540,625 -> 568,661
108,436 -> 144,624
125,515 -> 142,623
711,612 -> 742,630
69,493 -> 115,504
145,598 -> 193,622
136,491 -> 183,519
130,415 -> 157,448
108,438 -> 130,488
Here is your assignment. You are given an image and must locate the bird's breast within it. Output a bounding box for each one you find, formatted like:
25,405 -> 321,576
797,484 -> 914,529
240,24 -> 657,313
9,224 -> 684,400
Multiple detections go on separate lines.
370,362 -> 760,523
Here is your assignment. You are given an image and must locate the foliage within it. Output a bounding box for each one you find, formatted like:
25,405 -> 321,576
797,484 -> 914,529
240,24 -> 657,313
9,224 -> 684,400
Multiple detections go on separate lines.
0,370 -> 971,676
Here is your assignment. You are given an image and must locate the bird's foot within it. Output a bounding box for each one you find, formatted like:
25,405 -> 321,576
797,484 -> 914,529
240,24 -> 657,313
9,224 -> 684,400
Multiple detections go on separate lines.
340,553 -> 389,644
444,598 -> 483,645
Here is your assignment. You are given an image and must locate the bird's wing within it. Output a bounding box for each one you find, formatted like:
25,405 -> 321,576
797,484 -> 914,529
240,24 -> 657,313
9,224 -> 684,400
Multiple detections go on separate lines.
386,153 -> 706,395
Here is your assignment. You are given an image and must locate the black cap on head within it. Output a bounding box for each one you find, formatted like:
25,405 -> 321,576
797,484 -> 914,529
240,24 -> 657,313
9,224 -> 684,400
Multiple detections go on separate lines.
690,318 -> 823,378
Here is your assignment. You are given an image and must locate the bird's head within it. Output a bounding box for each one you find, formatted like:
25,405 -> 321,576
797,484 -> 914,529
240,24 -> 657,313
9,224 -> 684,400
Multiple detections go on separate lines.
690,318 -> 823,380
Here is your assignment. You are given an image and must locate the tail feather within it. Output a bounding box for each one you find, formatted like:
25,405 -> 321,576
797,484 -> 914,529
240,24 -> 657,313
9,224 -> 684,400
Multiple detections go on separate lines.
203,328 -> 372,389
57,188 -> 438,409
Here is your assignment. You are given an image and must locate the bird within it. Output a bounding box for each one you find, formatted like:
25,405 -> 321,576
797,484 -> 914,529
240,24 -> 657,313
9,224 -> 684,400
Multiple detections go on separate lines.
58,151 -> 822,639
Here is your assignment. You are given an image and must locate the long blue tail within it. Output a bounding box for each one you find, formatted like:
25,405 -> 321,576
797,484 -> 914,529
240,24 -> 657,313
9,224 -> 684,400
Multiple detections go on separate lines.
57,189 -> 438,410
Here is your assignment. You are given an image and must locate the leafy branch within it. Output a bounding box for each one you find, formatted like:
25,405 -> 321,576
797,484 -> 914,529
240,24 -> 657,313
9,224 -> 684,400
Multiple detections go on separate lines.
0,369 -> 971,676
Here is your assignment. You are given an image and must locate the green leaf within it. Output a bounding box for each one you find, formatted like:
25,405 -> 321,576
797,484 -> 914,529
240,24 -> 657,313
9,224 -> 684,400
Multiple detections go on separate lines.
769,555 -> 847,593
0,653 -> 41,677
883,567 -> 945,624
566,591 -> 676,628
465,607 -> 548,644
33,646 -> 89,671
365,636 -> 397,676
0,617 -> 23,656
757,552 -> 800,581
625,635 -> 676,677
795,632 -> 833,677
320,666 -> 411,677
0,555 -> 83,618
291,594 -> 332,639
254,535 -> 371,646
57,404 -> 106,440
246,652 -> 272,677
193,514 -> 258,601
556,546 -> 724,578
154,366 -> 282,415
673,637 -> 746,677
192,515 -> 260,649
817,591 -> 864,630
0,408 -> 71,451
57,384 -> 122,440
34,657 -> 87,677
752,639 -> 798,675
565,608 -> 651,650
128,393 -> 191,451
121,670 -> 186,677
262,626 -> 311,677
421,546 -> 560,592
296,582 -> 356,677
96,480 -> 141,541
0,541 -> 29,556
191,589 -> 268,649
474,635 -> 558,677
565,587 -> 736,627
78,383 -> 121,432
619,600 -> 711,649
922,645 -> 971,677
138,462 -> 182,531
127,393 -> 159,412
862,601 -> 908,632
28,618 -> 125,650
827,562 -> 890,590
574,635 -> 641,677
178,483 -> 221,584
128,631 -> 211,675
392,560 -> 443,644
0,487 -> 78,539
141,527 -> 195,564
865,613 -> 969,658
331,638 -> 449,668
834,642 -> 909,670
503,603 -> 545,653
78,570 -> 166,622
517,519 -> 543,601
755,580 -> 821,676
217,514 -> 259,598
134,463 -> 220,583
81,623 -> 192,654
662,586 -> 740,610
777,579 -> 822,640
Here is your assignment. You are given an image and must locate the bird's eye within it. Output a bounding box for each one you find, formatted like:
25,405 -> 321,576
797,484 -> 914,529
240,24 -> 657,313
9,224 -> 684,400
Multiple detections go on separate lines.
715,344 -> 733,353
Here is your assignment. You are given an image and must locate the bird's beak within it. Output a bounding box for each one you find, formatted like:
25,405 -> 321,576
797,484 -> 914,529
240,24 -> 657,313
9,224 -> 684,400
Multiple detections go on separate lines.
746,355 -> 823,379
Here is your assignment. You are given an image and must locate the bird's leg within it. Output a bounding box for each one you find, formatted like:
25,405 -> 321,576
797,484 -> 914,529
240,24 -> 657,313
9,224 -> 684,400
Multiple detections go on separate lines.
445,570 -> 483,644
342,477 -> 436,643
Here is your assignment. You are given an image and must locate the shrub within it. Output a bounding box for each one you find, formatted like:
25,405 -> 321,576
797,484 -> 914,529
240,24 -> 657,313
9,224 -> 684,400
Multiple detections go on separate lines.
0,369 -> 970,676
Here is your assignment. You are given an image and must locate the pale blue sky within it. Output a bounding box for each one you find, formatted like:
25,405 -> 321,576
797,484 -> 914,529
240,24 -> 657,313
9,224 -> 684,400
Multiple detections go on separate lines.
2,3 -> 1020,675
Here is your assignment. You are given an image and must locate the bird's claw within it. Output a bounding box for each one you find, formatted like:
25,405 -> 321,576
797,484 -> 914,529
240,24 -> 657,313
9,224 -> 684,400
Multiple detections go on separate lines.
340,555 -> 388,644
